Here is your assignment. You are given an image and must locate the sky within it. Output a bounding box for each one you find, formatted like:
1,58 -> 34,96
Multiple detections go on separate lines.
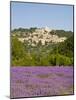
11,2 -> 73,31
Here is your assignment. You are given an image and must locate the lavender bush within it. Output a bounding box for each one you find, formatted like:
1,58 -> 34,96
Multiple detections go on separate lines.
10,66 -> 74,98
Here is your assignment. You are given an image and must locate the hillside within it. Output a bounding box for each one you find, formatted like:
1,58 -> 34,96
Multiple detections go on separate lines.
12,27 -> 68,47
11,27 -> 74,66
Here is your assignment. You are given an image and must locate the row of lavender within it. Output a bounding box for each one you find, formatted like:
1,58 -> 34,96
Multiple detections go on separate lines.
10,66 -> 74,98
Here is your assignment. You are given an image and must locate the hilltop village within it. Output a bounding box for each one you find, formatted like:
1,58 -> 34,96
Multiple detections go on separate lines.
12,27 -> 67,46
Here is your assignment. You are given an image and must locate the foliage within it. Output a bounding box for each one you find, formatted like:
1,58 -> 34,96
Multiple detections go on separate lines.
11,29 -> 74,66
58,35 -> 74,57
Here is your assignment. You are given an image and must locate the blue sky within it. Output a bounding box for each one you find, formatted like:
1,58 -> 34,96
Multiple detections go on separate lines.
11,2 -> 73,31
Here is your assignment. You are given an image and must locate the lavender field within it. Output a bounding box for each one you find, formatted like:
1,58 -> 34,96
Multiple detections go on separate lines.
10,66 -> 74,98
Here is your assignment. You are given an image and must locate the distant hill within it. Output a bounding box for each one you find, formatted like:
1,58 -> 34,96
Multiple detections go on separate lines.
11,27 -> 74,66
11,27 -> 73,47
